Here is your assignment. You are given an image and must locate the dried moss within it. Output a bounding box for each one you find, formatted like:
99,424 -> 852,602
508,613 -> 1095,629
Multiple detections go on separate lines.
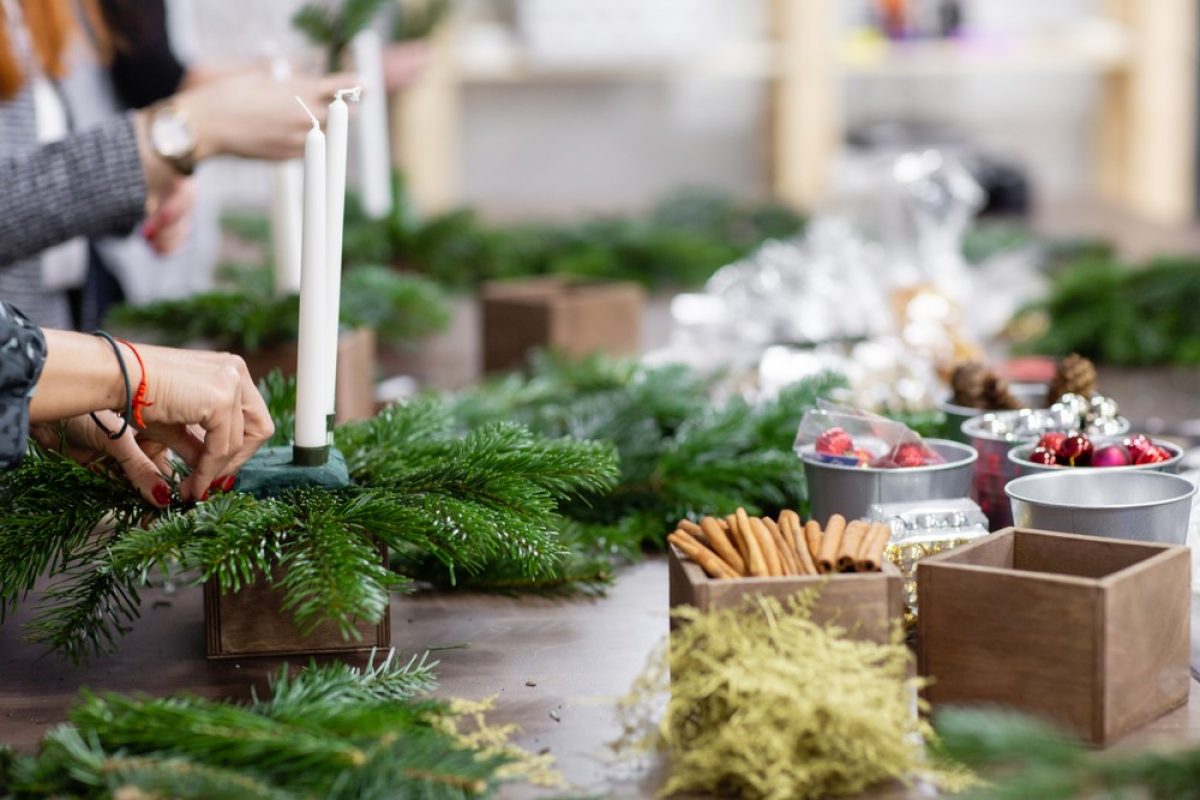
616,594 -> 971,799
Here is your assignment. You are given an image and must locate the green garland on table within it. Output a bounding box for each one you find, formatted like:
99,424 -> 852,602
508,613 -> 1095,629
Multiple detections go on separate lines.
225,184 -> 806,291
418,354 -> 845,590
934,707 -> 1200,799
106,263 -> 449,353
0,650 -> 553,799
0,388 -> 617,663
1012,254 -> 1200,366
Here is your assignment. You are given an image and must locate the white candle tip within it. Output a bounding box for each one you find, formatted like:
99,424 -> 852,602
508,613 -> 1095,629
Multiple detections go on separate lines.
336,86 -> 363,103
295,96 -> 321,129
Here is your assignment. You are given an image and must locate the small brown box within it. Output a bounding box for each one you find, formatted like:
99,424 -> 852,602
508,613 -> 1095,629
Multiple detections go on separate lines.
481,277 -> 644,373
238,327 -> 377,423
204,563 -> 391,659
917,528 -> 1191,745
668,545 -> 905,644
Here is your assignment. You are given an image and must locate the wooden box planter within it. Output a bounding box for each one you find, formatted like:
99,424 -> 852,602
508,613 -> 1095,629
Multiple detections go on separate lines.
481,277 -> 645,373
238,328 -> 377,423
668,545 -> 905,644
204,556 -> 391,659
917,528 -> 1191,745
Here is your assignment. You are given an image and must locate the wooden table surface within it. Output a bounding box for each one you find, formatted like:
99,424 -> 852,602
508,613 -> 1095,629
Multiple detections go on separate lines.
2,557 -> 1198,798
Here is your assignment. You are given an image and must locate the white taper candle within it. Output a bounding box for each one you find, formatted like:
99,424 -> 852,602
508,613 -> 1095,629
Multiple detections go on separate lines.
324,87 -> 360,421
268,58 -> 303,296
350,29 -> 393,219
293,97 -> 328,462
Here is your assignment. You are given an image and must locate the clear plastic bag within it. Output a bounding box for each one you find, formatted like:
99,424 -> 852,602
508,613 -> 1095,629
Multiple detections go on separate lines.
794,400 -> 945,468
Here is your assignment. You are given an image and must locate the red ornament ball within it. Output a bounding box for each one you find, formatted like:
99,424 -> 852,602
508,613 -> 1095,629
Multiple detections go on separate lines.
1135,445 -> 1172,465
1027,447 -> 1059,466
1091,444 -> 1132,468
1056,433 -> 1094,467
816,427 -> 854,455
1036,432 -> 1067,452
1123,434 -> 1153,458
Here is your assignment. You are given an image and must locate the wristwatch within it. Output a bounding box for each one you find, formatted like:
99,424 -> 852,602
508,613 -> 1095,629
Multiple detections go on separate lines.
147,102 -> 198,176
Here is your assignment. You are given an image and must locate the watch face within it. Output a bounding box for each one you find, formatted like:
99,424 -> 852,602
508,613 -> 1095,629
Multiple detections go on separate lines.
151,110 -> 195,159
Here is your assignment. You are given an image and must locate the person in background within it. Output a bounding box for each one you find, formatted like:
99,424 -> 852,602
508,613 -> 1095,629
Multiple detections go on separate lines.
0,0 -> 354,328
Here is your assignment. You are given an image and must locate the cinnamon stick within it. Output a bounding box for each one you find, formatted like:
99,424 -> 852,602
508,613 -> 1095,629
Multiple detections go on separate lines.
856,523 -> 892,573
837,521 -> 869,572
785,515 -> 819,575
817,514 -> 847,574
803,520 -> 824,570
727,513 -> 749,565
749,516 -> 783,576
762,517 -> 797,575
736,508 -> 769,577
700,516 -> 746,575
669,531 -> 737,579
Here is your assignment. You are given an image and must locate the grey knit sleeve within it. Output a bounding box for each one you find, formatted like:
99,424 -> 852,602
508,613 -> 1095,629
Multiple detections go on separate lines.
0,113 -> 147,265
0,302 -> 46,469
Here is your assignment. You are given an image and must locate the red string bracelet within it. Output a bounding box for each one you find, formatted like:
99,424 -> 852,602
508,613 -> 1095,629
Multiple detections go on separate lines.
117,339 -> 154,429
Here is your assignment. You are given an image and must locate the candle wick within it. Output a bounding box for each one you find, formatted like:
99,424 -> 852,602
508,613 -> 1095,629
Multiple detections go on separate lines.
336,86 -> 363,103
295,96 -> 321,129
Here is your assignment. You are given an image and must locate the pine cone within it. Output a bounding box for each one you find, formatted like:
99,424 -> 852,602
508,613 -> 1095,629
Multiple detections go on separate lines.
949,362 -> 989,409
1047,353 -> 1097,405
983,375 -> 1020,410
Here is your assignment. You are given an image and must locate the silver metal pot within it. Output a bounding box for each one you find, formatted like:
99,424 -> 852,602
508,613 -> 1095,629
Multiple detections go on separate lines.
801,439 -> 977,523
962,412 -> 1131,531
1006,470 -> 1197,545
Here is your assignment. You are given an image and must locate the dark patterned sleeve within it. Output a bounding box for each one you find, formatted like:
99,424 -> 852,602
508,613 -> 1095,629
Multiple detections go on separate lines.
0,302 -> 47,469
0,114 -> 147,265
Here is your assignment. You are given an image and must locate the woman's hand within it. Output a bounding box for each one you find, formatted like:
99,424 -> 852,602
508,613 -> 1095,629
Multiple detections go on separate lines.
31,333 -> 275,503
132,346 -> 274,502
32,413 -> 176,507
143,175 -> 195,255
176,71 -> 360,161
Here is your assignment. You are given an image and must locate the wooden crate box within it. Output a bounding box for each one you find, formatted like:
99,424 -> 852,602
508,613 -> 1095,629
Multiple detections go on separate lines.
668,545 -> 905,644
481,277 -> 644,373
917,528 -> 1191,745
239,327 -> 377,423
204,558 -> 391,659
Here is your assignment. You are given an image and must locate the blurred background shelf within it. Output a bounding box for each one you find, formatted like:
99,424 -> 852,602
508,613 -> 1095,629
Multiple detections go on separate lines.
393,0 -> 1195,226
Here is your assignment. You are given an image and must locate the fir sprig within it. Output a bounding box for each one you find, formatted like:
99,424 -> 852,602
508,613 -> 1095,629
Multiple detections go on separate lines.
1,651 -> 523,799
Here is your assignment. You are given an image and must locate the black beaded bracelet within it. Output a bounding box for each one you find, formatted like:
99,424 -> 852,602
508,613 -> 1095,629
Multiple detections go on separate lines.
90,330 -> 133,441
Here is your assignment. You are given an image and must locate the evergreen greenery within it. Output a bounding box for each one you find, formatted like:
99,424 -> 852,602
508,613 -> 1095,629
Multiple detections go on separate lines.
293,0 -> 390,70
1012,254 -> 1200,365
0,393 -> 617,662
934,707 -> 1200,799
226,183 -> 806,291
0,650 -> 537,799
106,263 -> 448,353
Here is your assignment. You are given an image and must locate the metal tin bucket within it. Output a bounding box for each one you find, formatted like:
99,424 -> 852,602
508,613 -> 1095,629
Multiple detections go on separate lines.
1008,438 -> 1184,478
801,439 -> 978,523
1006,471 -> 1196,545
935,382 -> 1049,444
962,412 -> 1131,531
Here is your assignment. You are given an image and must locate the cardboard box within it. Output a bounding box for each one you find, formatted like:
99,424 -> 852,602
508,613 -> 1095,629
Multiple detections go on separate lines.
917,528 -> 1191,744
204,553 -> 391,659
668,545 -> 905,644
238,327 -> 377,423
481,277 -> 644,373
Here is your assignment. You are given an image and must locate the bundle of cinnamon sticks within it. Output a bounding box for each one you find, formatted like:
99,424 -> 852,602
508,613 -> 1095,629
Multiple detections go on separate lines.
667,508 -> 890,580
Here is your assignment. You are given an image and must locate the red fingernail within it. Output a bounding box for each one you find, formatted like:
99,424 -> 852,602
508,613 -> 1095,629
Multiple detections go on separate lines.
141,221 -> 156,239
221,475 -> 237,493
209,478 -> 223,492
152,483 -> 171,506
199,487 -> 210,502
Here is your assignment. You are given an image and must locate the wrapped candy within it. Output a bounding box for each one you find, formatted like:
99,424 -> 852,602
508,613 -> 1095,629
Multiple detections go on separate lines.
867,497 -> 990,627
